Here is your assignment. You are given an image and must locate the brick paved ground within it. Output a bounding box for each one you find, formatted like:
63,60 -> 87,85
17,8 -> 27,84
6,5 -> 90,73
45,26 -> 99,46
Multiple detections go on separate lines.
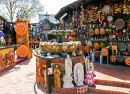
94,63 -> 130,83
0,55 -> 46,94
0,55 -> 130,94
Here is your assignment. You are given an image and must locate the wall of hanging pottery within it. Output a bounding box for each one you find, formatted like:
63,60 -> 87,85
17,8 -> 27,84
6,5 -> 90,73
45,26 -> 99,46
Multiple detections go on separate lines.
118,43 -> 127,51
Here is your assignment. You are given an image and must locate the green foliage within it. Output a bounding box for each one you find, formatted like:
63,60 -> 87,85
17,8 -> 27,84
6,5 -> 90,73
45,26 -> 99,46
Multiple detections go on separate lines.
0,0 -> 44,22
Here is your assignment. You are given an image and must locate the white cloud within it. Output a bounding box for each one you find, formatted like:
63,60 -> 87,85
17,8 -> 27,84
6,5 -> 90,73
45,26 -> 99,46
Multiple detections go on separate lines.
40,0 -> 77,14
31,0 -> 77,23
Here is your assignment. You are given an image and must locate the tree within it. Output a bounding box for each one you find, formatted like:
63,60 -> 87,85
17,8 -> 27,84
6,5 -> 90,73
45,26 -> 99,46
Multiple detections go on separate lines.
0,0 -> 44,22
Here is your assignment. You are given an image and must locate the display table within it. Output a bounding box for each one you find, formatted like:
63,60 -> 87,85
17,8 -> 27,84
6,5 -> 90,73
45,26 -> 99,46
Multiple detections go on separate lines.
0,46 -> 15,72
34,49 -> 85,93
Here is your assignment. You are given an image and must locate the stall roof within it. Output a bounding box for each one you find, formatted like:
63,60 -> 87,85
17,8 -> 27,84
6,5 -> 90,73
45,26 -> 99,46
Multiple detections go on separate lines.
54,0 -> 91,20
0,16 -> 8,22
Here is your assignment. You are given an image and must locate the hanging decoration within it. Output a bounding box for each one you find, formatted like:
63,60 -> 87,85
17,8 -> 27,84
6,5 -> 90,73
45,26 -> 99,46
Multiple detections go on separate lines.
15,22 -> 28,36
16,10 -> 28,21
16,45 -> 29,57
101,48 -> 108,56
125,57 -> 130,66
110,55 -> 116,63
94,43 -> 99,49
115,19 -> 124,29
118,43 -> 127,51
102,5 -> 111,15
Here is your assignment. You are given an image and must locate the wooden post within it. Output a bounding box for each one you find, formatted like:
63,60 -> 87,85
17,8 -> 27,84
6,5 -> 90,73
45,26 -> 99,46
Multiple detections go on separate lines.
46,59 -> 51,93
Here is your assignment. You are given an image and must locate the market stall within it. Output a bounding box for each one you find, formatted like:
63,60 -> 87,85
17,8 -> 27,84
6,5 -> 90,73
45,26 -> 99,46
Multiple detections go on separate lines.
55,0 -> 130,66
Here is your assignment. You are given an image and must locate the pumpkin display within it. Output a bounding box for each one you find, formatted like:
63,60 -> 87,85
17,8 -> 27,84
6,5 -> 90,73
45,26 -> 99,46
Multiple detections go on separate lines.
15,22 -> 28,36
100,28 -> 105,35
110,55 -> 116,63
125,57 -> 130,66
16,45 -> 29,57
101,48 -> 108,56
95,28 -> 99,35
115,19 -> 124,29
94,42 -> 99,49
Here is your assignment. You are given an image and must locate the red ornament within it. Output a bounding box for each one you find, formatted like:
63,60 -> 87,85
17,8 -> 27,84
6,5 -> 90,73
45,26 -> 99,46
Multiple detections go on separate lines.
115,32 -> 119,37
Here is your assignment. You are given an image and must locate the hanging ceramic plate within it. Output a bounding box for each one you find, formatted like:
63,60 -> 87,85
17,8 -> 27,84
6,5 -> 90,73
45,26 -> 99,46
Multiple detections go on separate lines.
87,41 -> 92,47
102,5 -> 111,15
127,19 -> 130,29
125,57 -> 130,66
95,51 -> 100,58
116,56 -> 124,63
89,29 -> 94,36
109,23 -> 113,28
100,28 -> 105,35
110,55 -> 116,63
100,42 -> 105,48
94,42 -> 99,49
118,43 -> 127,51
128,43 -> 130,51
107,16 -> 113,22
115,19 -> 124,29
95,28 -> 99,35
101,48 -> 108,56
111,45 -> 117,50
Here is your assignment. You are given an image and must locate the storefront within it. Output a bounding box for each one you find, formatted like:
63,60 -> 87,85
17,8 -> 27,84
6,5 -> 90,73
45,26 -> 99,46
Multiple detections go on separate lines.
55,0 -> 130,66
